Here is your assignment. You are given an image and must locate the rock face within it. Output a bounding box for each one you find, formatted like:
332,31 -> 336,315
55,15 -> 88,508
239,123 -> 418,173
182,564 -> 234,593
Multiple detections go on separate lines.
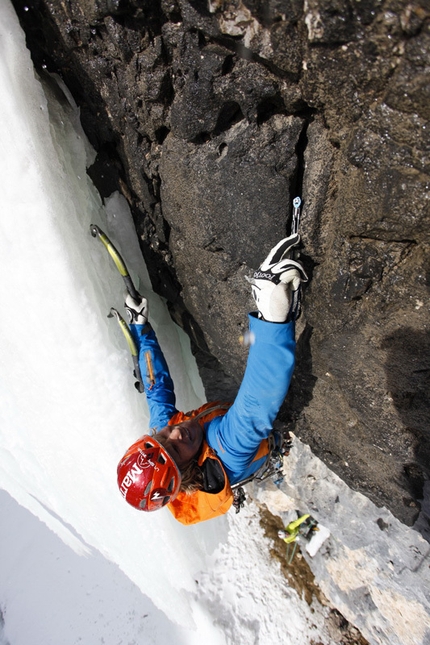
12,0 -> 429,528
253,437 -> 430,645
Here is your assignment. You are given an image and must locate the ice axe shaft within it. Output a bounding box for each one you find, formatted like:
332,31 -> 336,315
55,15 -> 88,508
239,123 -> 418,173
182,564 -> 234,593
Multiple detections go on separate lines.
108,308 -> 144,393
90,223 -> 144,393
291,196 -> 301,236
90,224 -> 140,301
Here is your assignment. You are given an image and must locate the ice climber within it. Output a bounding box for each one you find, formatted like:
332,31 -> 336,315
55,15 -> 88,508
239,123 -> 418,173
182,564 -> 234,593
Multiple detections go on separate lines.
117,235 -> 307,525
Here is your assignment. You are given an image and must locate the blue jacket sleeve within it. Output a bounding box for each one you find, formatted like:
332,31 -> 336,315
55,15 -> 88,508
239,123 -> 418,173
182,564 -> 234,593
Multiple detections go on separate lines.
205,313 -> 296,483
130,324 -> 177,433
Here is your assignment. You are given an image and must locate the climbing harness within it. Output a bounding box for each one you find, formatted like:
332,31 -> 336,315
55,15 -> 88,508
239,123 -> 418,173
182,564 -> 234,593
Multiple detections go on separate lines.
231,431 -> 293,513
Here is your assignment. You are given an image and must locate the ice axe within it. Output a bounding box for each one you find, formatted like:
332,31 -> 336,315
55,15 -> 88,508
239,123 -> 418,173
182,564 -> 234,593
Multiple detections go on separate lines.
90,224 -> 144,393
90,224 -> 140,301
291,196 -> 301,237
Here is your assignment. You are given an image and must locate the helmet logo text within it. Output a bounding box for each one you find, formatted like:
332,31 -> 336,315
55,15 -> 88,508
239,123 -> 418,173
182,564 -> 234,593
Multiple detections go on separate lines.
119,463 -> 143,498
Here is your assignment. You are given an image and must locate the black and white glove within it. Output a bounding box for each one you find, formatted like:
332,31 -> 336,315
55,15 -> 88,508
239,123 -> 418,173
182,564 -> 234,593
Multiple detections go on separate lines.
124,292 -> 149,325
247,235 -> 308,322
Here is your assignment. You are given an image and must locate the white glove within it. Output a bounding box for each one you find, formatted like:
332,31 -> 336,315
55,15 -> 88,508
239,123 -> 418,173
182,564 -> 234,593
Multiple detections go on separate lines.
124,292 -> 149,325
247,235 -> 308,322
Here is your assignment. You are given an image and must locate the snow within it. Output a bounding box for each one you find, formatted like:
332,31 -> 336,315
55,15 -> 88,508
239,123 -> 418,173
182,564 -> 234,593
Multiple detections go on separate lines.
0,2 -> 334,644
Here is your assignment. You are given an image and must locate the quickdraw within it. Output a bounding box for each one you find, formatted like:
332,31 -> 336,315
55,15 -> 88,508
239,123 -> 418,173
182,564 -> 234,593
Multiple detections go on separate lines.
231,431 -> 293,513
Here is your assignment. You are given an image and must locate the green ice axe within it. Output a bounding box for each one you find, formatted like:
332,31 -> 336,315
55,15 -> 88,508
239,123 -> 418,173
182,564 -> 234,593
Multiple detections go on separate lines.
90,224 -> 144,393
280,514 -> 310,544
90,224 -> 140,301
107,308 -> 144,393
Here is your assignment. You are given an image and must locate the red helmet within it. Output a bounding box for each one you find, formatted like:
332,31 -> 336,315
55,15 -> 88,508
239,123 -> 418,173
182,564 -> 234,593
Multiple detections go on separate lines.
117,435 -> 181,511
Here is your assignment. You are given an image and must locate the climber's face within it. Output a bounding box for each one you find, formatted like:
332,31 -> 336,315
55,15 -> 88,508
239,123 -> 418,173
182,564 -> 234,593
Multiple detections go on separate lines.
155,419 -> 203,469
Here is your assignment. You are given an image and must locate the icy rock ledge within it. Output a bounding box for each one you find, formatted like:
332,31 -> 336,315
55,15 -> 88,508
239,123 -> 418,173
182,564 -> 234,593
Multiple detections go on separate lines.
250,436 -> 430,645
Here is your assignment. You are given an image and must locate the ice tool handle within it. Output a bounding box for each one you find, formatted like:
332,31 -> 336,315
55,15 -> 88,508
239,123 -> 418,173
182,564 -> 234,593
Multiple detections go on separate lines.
291,196 -> 301,237
107,308 -> 144,393
90,224 -> 144,393
90,224 -> 140,301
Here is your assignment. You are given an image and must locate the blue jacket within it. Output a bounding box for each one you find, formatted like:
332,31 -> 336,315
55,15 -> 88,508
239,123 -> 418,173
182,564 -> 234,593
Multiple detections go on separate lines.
130,313 -> 296,484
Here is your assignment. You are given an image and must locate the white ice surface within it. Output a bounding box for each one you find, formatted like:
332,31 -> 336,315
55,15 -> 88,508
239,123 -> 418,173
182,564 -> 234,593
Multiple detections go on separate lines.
305,524 -> 330,558
0,3 -> 334,644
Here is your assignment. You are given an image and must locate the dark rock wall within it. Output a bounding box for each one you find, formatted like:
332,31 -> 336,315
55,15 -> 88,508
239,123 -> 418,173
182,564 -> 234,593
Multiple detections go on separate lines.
12,0 -> 430,527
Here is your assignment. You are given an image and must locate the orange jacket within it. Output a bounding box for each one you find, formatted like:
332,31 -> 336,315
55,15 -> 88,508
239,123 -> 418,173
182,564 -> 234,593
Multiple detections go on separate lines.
167,402 -> 270,525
